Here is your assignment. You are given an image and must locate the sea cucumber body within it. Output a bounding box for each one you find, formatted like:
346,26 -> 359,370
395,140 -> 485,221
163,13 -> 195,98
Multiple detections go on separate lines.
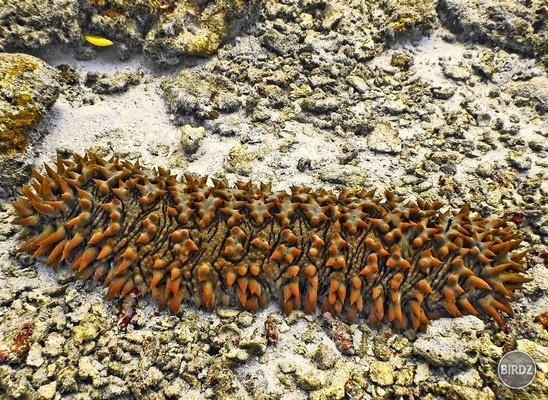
12,153 -> 529,330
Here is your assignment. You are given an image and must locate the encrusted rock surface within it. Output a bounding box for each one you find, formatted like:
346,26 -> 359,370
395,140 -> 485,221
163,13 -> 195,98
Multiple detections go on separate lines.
0,0 -> 81,52
161,69 -> 242,122
0,0 -> 255,64
0,53 -> 60,198
0,0 -> 547,399
0,53 -> 60,153
413,317 -> 487,367
438,0 -> 548,67
143,0 -> 252,65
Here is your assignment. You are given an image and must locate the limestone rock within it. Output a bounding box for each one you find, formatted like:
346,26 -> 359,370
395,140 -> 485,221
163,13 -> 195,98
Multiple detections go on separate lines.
144,0 -> 251,65
438,0 -> 547,63
295,367 -> 326,391
37,381 -> 57,400
161,69 -> 241,124
0,53 -> 59,153
0,0 -> 80,51
367,122 -> 402,154
369,361 -> 395,386
517,339 -> 548,373
413,317 -> 485,367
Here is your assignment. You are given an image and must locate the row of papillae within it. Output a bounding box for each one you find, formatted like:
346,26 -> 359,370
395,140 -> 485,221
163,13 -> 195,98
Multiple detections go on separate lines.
12,153 -> 529,330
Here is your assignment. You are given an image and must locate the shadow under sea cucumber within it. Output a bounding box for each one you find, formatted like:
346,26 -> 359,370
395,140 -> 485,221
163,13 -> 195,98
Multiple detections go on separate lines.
11,153 -> 531,331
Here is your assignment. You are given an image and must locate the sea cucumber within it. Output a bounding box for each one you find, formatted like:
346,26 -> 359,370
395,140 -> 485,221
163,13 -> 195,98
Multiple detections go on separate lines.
11,153 -> 530,330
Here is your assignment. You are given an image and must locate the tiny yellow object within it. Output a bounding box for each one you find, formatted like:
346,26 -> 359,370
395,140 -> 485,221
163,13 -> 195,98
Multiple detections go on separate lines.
84,35 -> 114,47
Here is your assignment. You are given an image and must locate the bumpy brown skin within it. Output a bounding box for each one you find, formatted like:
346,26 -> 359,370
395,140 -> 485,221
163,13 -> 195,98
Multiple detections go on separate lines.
12,153 -> 531,331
